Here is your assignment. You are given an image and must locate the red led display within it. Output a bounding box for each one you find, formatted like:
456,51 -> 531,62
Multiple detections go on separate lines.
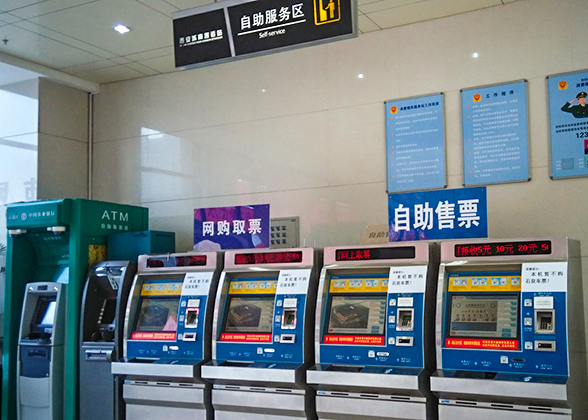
455,241 -> 551,258
335,247 -> 416,261
146,255 -> 207,268
234,251 -> 303,265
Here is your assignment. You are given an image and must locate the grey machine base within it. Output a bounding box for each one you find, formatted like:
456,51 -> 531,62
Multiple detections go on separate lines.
438,402 -> 571,420
212,388 -> 308,420
123,381 -> 208,420
315,395 -> 427,420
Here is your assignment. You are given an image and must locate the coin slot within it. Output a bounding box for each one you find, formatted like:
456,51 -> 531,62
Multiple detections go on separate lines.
396,309 -> 414,331
281,308 -> 297,329
185,308 -> 199,328
534,340 -> 556,351
534,310 -> 554,334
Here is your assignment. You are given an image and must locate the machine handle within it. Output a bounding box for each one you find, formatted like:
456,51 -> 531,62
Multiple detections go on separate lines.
85,349 -> 113,362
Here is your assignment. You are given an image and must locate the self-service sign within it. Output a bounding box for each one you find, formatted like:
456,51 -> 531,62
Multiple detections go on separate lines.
173,0 -> 356,68
388,187 -> 488,241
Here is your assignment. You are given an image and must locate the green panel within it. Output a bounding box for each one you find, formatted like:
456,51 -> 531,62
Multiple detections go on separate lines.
2,199 -> 149,420
6,199 -> 71,229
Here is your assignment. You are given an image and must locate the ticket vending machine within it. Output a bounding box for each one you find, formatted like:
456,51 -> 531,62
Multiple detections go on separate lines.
111,252 -> 221,420
307,243 -> 440,420
201,248 -> 321,420
431,238 -> 587,419
17,282 -> 66,420
79,261 -> 136,420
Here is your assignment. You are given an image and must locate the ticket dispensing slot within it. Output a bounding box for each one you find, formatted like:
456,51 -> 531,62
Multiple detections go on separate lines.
306,243 -> 440,420
111,252 -> 221,420
202,248 -> 320,420
431,238 -> 587,420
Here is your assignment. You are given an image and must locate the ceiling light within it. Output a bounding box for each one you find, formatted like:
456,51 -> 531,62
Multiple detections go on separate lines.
357,73 -> 365,79
261,88 -> 267,93
113,24 -> 131,34
472,52 -> 479,58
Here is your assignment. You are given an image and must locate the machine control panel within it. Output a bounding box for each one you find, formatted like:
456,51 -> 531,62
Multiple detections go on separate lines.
441,264 -> 568,375
319,266 -> 427,368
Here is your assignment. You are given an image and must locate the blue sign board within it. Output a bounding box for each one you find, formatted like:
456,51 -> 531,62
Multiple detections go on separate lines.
385,93 -> 446,193
462,80 -> 530,186
194,204 -> 270,250
547,70 -> 588,179
388,187 -> 488,241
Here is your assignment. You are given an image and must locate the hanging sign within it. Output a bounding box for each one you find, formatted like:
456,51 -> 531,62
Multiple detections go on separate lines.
173,0 -> 356,68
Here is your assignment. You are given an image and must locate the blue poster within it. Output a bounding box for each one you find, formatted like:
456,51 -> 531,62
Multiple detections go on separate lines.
193,204 -> 270,250
547,70 -> 588,179
388,187 -> 488,242
385,93 -> 446,193
462,81 -> 530,186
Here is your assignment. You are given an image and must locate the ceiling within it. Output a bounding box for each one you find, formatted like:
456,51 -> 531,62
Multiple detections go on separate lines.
0,0 -> 519,86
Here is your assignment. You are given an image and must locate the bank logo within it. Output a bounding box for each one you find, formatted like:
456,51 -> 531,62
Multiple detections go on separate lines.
314,0 -> 340,25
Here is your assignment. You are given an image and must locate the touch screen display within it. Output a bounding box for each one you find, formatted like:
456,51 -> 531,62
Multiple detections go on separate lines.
135,298 -> 179,332
326,295 -> 387,336
223,296 -> 275,333
449,294 -> 519,339
40,301 -> 56,326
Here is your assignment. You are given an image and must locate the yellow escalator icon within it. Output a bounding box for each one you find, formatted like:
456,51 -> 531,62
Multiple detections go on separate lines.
314,0 -> 341,25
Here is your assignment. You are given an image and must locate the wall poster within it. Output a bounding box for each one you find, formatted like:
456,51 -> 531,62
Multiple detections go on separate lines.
547,69 -> 588,179
385,93 -> 446,193
461,80 -> 530,186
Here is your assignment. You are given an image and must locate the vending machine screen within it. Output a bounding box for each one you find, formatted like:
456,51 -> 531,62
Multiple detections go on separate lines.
326,295 -> 387,336
448,294 -> 519,339
223,296 -> 275,334
135,298 -> 180,332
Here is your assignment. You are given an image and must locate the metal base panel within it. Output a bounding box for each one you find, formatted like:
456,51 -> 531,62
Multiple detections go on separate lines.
438,403 -> 571,420
123,382 -> 209,420
212,388 -> 308,419
316,395 -> 427,420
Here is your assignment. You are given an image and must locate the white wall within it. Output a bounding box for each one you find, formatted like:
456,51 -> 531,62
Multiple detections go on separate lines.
92,0 -> 588,381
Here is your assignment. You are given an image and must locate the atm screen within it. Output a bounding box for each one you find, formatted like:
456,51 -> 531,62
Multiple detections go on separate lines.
223,296 -> 275,333
134,298 -> 179,332
326,295 -> 387,336
40,301 -> 56,326
448,294 -> 519,339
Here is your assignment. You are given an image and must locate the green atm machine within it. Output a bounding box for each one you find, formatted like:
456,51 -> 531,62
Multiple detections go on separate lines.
2,199 -> 149,420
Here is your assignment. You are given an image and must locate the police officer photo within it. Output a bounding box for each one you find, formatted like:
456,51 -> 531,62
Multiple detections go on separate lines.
561,91 -> 588,118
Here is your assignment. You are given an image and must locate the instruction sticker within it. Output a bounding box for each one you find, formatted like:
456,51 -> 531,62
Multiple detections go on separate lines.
388,266 -> 427,294
276,269 -> 311,295
182,272 -> 213,296
521,262 -> 567,292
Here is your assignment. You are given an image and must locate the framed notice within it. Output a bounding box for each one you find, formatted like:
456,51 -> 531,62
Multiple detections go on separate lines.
385,93 -> 446,193
547,69 -> 588,179
461,80 -> 530,186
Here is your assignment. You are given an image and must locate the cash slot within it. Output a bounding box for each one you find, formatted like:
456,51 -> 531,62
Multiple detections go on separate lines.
534,310 -> 554,334
396,336 -> 414,346
534,340 -> 556,351
183,333 -> 197,341
185,308 -> 199,328
281,308 -> 297,329
396,309 -> 414,331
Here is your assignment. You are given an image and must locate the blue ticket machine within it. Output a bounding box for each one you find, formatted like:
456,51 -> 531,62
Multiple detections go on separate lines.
17,282 -> 66,420
201,248 -> 321,420
431,238 -> 587,419
307,243 -> 439,420
111,252 -> 221,420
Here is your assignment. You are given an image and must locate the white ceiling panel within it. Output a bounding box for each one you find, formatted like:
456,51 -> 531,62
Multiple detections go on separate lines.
125,45 -> 174,62
0,0 -> 46,12
164,0 -> 216,11
60,59 -> 120,74
0,61 -> 41,87
359,0 -> 425,15
13,20 -> 117,61
0,24 -> 102,68
367,0 -> 502,29
136,0 -> 180,17
358,15 -> 381,33
137,54 -> 176,74
29,0 -> 174,56
126,61 -> 159,75
0,12 -> 23,24
73,64 -> 147,84
9,0 -> 98,20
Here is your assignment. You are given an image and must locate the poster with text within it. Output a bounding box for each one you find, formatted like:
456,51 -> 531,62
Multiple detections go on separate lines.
548,69 -> 588,179
462,80 -> 530,186
194,204 -> 270,250
385,93 -> 446,193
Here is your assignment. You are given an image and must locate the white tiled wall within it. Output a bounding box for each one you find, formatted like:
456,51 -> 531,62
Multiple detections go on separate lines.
92,0 -> 588,381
